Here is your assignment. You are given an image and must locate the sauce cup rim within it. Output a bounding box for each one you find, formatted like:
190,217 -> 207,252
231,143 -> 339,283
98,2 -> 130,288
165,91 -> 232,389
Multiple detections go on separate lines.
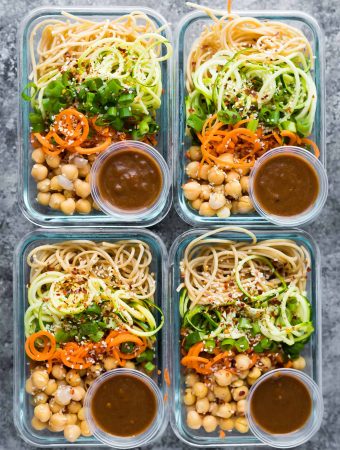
246,368 -> 324,448
248,146 -> 328,227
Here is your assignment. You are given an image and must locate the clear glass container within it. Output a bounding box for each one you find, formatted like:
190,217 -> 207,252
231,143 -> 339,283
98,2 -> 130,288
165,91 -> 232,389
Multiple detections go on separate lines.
13,228 -> 169,447
173,10 -> 325,227
168,227 -> 322,447
84,368 -> 165,448
18,6 -> 173,227
246,368 -> 324,448
249,146 -> 328,226
91,141 -> 171,221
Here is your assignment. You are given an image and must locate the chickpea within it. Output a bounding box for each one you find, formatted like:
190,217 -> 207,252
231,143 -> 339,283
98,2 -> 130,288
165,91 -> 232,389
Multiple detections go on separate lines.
188,145 -> 202,161
125,361 -> 135,370
186,161 -> 200,179
64,370 -> 81,387
226,170 -> 240,182
214,369 -> 233,387
209,192 -> 226,210
237,196 -> 254,214
191,198 -> 203,210
68,401 -> 82,414
247,377 -> 257,386
235,354 -> 251,371
71,386 -> 86,402
32,148 -> 45,164
49,193 -> 65,210
231,200 -> 239,214
103,357 -> 118,371
216,153 -> 234,168
185,373 -> 199,387
62,164 -> 78,181
50,176 -> 63,191
207,390 -> 215,402
187,410 -> 202,430
216,403 -> 234,419
209,402 -> 219,416
33,392 -> 49,406
49,413 -> 68,432
213,386 -> 231,402
74,179 -> 91,199
240,176 -> 249,193
238,166 -> 250,176
31,370 -> 49,389
80,420 -> 92,437
85,173 -> 91,183
37,192 -> 51,206
234,416 -> 249,433
208,167 -> 225,185
239,370 -> 249,380
34,403 -> 52,423
212,184 -> 224,194
77,164 -> 90,178
229,401 -> 237,414
196,397 -> 210,414
237,399 -> 247,416
77,407 -> 85,421
248,367 -> 261,380
202,415 -> 218,433
60,198 -> 76,215
31,415 -> 47,431
231,379 -> 244,388
54,385 -> 73,406
232,386 -> 249,402
292,356 -> 306,370
192,382 -> 208,399
57,379 -> 68,387
200,184 -> 211,200
65,413 -> 78,425
45,154 -> 61,169
217,205 -> 231,219
53,167 -> 62,176
225,180 -> 242,199
184,388 -> 196,406
93,200 -> 100,211
49,398 -> 63,414
75,198 -> 92,214
64,424 -> 81,443
52,364 -> 66,380
25,378 -> 36,394
183,181 -> 202,201
219,417 -> 234,431
64,190 -> 75,199
32,164 -> 48,181
199,202 -> 216,217
259,356 -> 272,371
198,163 -> 210,180
84,377 -> 95,389
37,178 -> 51,193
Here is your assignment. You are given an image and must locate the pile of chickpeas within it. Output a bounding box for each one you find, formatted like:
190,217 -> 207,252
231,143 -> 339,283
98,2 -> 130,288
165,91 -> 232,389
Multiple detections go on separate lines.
182,146 -> 255,218
31,147 -> 100,215
184,353 -> 307,434
26,357 -> 137,442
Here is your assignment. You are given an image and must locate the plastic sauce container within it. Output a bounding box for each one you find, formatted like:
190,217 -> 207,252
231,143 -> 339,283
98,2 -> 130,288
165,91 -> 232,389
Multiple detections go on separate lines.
249,147 -> 328,226
84,368 -> 165,448
91,141 -> 171,221
246,368 -> 323,448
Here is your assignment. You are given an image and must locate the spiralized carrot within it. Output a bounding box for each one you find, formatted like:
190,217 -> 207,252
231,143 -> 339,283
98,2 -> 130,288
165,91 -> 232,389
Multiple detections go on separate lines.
197,115 -> 320,169
25,331 -> 57,361
73,137 -> 112,155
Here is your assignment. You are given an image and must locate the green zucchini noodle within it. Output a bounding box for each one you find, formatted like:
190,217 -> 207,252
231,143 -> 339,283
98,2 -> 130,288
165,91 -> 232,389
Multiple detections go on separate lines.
28,11 -> 172,116
25,240 -> 163,339
179,226 -> 313,345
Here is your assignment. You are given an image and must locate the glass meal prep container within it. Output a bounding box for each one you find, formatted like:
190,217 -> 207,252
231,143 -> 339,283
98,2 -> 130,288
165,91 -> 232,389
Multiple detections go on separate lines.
18,6 -> 173,228
173,10 -> 325,227
13,228 -> 169,447
168,227 -> 322,447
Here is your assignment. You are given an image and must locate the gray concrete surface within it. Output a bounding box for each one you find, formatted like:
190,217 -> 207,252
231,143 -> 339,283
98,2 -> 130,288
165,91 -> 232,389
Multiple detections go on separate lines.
0,0 -> 339,448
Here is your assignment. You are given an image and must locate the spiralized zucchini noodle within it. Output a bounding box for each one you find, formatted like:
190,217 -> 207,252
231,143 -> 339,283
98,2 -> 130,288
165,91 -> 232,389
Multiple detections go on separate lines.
179,227 -> 314,358
25,240 -> 163,342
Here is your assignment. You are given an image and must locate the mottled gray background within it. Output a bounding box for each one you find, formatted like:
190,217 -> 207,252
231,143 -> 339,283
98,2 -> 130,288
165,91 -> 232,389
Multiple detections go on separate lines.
0,0 -> 339,448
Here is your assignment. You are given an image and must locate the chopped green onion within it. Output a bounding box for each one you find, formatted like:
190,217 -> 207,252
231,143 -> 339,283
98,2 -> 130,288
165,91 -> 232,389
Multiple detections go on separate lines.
85,304 -> 101,315
55,329 -> 71,343
136,349 -> 154,363
296,118 -> 311,137
107,106 -> 117,117
187,114 -> 205,132
120,342 -> 136,354
252,322 -> 261,335
247,119 -> 259,132
118,92 -> 135,106
204,339 -> 216,353
260,338 -> 271,349
281,121 -> 297,133
185,331 -> 204,350
31,123 -> 45,132
220,338 -> 235,351
217,109 -> 241,125
144,362 -> 155,372
238,318 -> 252,329
119,107 -> 132,118
85,78 -> 103,91
235,336 -> 249,352
21,82 -> 38,101
44,79 -> 65,98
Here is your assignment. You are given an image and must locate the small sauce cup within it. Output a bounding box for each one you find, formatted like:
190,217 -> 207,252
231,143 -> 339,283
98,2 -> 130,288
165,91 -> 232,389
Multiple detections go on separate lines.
84,368 -> 165,448
249,146 -> 328,226
90,141 -> 171,221
246,368 -> 323,448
